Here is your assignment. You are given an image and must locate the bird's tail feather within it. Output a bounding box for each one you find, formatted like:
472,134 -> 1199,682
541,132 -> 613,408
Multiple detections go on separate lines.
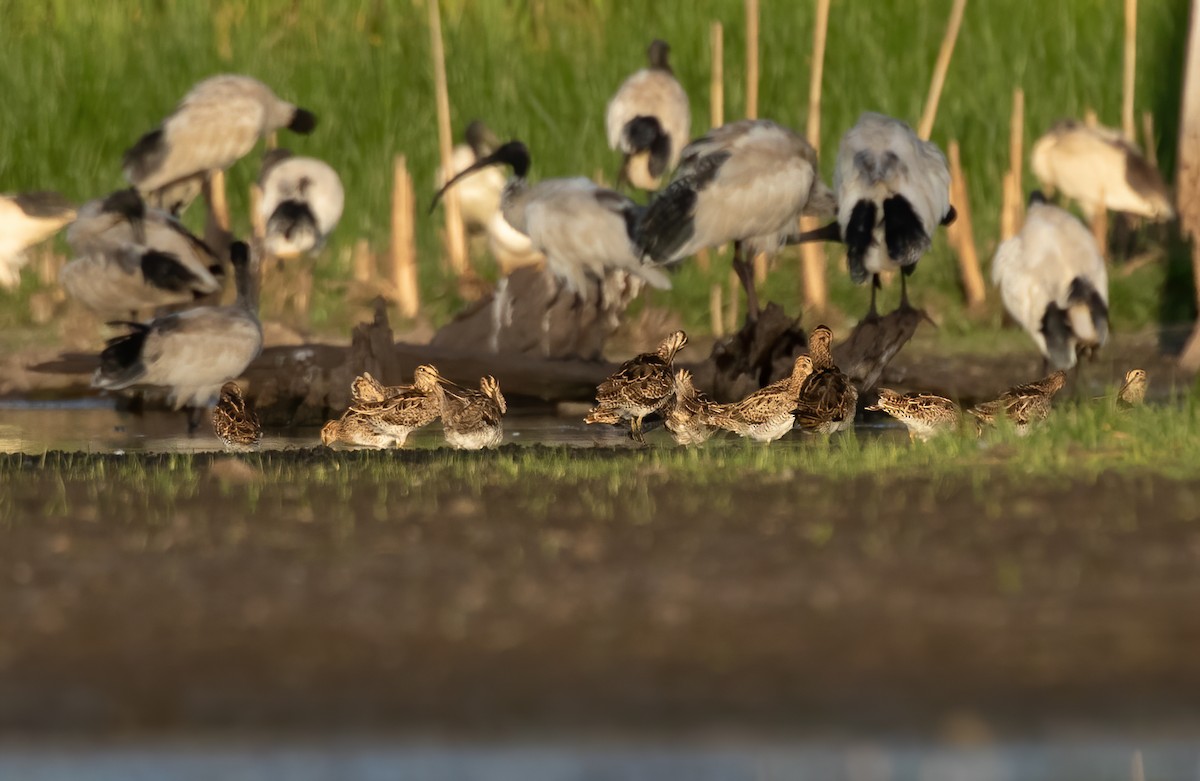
1040,303 -> 1076,370
844,200 -> 876,285
882,195 -> 930,267
1066,275 -> 1109,347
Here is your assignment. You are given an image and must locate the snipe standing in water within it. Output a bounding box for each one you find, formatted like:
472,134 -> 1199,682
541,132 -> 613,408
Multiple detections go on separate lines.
585,330 -> 688,443
431,370 -> 508,450
867,389 -> 959,442
711,355 -> 814,443
664,369 -> 727,446
1117,369 -> 1148,409
969,370 -> 1067,436
211,381 -> 262,448
795,325 -> 859,435
346,364 -> 443,447
321,410 -> 399,449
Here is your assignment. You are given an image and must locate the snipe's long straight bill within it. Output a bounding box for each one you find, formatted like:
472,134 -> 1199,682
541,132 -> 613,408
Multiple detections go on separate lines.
428,140 -> 531,215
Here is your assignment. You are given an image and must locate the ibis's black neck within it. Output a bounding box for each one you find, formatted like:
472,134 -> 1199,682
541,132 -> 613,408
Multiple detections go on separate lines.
229,241 -> 258,311
489,141 -> 530,180
101,188 -> 145,221
648,39 -> 672,72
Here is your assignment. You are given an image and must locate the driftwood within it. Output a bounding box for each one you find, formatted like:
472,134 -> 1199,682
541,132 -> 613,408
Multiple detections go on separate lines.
691,302 -> 809,403
431,265 -> 646,361
834,305 -> 930,392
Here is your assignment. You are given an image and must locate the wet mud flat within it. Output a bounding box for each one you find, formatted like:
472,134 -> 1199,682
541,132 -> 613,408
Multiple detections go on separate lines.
2,448 -> 1200,739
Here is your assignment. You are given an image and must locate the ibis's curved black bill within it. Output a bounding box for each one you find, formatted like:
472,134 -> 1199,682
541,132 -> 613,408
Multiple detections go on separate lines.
429,140 -> 531,215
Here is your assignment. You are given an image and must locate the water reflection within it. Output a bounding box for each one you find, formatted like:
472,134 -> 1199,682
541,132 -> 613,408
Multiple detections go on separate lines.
0,399 -> 907,454
0,740 -> 1196,781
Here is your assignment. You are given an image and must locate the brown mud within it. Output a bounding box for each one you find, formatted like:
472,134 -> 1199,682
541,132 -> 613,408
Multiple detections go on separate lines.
2,450 -> 1200,739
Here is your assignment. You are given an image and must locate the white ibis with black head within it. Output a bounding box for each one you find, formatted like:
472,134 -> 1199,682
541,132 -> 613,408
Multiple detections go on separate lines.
431,140 -> 670,299
123,74 -> 317,215
1032,119 -> 1174,222
92,240 -> 263,432
830,112 -> 955,313
991,191 -> 1108,371
605,39 -> 691,191
0,191 -> 76,290
433,120 -> 507,233
257,149 -> 345,259
636,119 -> 835,322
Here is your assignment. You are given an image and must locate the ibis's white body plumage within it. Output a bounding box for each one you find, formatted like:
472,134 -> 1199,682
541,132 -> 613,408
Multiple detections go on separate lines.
833,112 -> 952,282
639,119 -> 834,264
63,195 -> 222,317
503,177 -> 669,296
485,210 -> 543,271
92,247 -> 262,410
605,43 -> 690,191
435,143 -> 507,233
123,75 -> 316,213
258,153 -> 345,259
93,307 -> 263,409
992,199 -> 1109,370
1031,120 -> 1174,221
0,193 -> 76,289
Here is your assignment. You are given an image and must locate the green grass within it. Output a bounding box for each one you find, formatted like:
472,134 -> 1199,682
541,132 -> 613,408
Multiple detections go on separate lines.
3,400 -> 1199,513
0,0 -> 1191,338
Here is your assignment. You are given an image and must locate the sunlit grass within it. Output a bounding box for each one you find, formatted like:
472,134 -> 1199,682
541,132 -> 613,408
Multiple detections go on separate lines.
3,401 -> 1199,519
0,0 -> 1191,338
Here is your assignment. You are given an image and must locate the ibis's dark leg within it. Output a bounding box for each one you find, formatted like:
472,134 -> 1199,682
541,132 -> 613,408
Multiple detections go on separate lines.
868,274 -> 881,319
186,406 -> 205,435
731,241 -> 761,322
899,270 -> 913,311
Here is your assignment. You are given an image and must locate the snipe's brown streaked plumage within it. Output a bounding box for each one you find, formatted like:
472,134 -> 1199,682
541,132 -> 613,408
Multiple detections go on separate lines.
585,330 -> 688,443
795,325 -> 859,435
432,370 -> 508,450
867,389 -> 959,442
1117,368 -> 1148,409
211,381 -> 262,448
664,369 -> 726,446
711,355 -> 814,443
320,410 -> 398,449
348,364 -> 443,447
969,370 -> 1067,436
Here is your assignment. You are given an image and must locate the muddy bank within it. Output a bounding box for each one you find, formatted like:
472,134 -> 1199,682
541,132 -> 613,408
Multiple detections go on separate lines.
2,450 -> 1200,738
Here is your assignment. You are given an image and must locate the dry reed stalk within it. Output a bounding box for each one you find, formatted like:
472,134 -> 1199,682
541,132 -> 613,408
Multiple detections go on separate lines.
947,140 -> 985,308
429,0 -> 468,278
745,0 -> 759,119
710,21 -> 724,129
391,155 -> 420,318
918,0 -> 967,140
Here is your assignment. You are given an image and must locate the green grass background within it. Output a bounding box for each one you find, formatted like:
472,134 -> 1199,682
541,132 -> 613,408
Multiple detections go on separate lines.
0,0 -> 1191,339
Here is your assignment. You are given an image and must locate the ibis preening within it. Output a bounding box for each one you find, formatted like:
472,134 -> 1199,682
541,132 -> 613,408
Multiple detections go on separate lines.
434,120 -> 507,233
0,192 -> 76,289
257,149 -> 345,259
1031,119 -> 1174,222
605,39 -> 691,191
832,112 -> 954,311
92,241 -> 263,432
432,140 -> 670,299
636,119 -> 834,321
62,189 -> 222,318
991,192 -> 1108,371
123,75 -> 317,215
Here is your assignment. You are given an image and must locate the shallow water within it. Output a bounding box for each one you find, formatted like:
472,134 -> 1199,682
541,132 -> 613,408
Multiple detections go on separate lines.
2,739 -> 1198,781
0,398 -> 904,453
